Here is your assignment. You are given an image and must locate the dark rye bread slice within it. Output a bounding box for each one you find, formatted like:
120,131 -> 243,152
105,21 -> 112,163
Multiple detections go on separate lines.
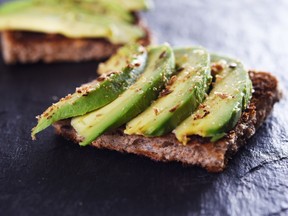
0,13 -> 151,64
53,71 -> 281,172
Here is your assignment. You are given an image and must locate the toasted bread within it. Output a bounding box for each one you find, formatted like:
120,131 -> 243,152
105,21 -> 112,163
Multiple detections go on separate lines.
53,71 -> 281,172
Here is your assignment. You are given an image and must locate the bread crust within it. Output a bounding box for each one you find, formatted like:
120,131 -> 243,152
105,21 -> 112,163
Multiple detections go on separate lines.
53,71 -> 281,172
0,13 -> 151,64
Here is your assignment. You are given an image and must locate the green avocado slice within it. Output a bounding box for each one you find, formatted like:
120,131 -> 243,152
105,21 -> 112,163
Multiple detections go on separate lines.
81,0 -> 153,12
124,47 -> 212,136
0,0 -> 134,22
174,54 -> 252,144
97,41 -> 146,75
106,0 -> 152,11
0,0 -> 146,43
58,0 -> 152,11
31,44 -> 147,139
71,44 -> 175,145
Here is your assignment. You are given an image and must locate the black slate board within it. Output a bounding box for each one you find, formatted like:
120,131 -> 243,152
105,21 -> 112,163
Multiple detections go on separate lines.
0,0 -> 288,215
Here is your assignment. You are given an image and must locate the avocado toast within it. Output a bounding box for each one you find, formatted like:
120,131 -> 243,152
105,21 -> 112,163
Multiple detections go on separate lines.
0,0 -> 151,63
32,43 -> 281,172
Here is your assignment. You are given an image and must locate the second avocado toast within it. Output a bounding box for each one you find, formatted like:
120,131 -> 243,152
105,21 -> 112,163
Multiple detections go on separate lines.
32,43 -> 281,172
0,0 -> 152,63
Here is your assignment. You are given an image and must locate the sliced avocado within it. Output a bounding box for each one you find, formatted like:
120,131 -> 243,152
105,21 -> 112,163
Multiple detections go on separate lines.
86,1 -> 134,23
0,0 -> 34,14
106,0 -> 153,11
125,47 -> 211,136
0,0 -> 145,43
0,0 -> 145,22
71,44 -> 175,145
174,54 -> 252,144
82,0 -> 152,20
42,0 -> 135,23
97,42 -> 145,75
31,44 -> 147,139
52,0 -> 152,11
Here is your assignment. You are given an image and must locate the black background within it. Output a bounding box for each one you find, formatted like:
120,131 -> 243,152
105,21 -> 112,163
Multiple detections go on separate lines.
1,0 -> 288,215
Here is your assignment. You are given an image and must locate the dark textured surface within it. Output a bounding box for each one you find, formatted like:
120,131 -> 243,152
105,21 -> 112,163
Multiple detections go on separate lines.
0,0 -> 288,215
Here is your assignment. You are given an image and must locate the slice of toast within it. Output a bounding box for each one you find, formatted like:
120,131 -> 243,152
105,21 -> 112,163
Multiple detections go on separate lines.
53,71 -> 281,172
0,14 -> 151,64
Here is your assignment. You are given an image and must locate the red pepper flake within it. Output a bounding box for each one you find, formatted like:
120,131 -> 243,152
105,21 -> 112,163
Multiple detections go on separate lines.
153,107 -> 160,115
198,103 -> 206,109
193,109 -> 210,120
203,109 -> 210,117
127,63 -> 135,69
97,76 -> 106,82
193,113 -> 201,120
211,63 -> 224,76
65,94 -> 72,100
160,89 -> 173,97
167,75 -> 177,86
169,104 -> 180,112
159,51 -> 167,59
214,92 -> 231,99
176,67 -> 185,73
